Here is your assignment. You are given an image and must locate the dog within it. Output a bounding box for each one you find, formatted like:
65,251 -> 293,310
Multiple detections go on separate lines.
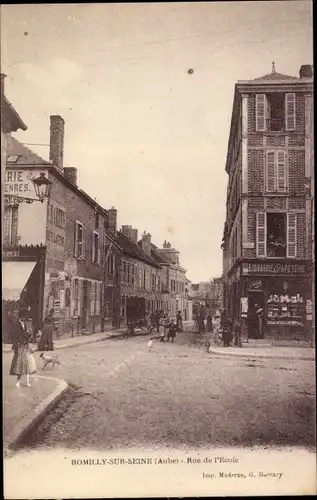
40,352 -> 61,370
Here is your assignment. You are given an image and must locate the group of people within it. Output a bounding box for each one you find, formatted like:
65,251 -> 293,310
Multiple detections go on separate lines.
149,310 -> 184,343
8,308 -> 56,388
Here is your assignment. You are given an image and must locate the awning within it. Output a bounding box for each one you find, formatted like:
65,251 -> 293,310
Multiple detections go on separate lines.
2,261 -> 36,301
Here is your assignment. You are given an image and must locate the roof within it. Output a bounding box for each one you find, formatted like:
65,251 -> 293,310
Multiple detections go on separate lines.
6,135 -> 50,166
1,95 -> 27,133
251,71 -> 298,82
115,232 -> 160,268
6,136 -> 108,214
150,243 -> 171,265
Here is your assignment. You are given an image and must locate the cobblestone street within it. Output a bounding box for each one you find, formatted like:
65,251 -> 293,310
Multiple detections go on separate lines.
5,334 -> 315,452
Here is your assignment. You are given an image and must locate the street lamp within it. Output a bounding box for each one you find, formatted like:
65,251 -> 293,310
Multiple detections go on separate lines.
4,172 -> 52,205
32,172 -> 52,202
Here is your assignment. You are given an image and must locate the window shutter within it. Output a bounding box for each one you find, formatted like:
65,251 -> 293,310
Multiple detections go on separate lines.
256,212 -> 267,257
97,240 -> 101,265
285,93 -> 296,131
74,222 -> 78,257
81,234 -> 85,258
256,94 -> 266,131
266,151 -> 276,192
92,234 -> 96,263
287,213 -> 297,257
277,151 -> 286,191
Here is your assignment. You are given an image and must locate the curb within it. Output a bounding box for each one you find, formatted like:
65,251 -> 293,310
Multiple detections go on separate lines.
4,375 -> 68,455
208,347 -> 315,361
2,330 -> 125,353
54,331 -> 125,350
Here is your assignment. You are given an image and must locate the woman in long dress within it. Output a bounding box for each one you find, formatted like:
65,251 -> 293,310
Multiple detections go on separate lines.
38,309 -> 55,351
10,312 -> 36,387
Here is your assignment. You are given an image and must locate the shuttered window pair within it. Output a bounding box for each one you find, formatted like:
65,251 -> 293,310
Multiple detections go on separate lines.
266,150 -> 287,192
256,212 -> 297,257
256,93 -> 296,131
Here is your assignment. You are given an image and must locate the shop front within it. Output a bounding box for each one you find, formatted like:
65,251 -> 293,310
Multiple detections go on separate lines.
241,260 -> 312,341
2,245 -> 46,342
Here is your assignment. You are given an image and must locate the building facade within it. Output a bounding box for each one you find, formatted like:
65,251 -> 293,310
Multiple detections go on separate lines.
1,73 -> 27,228
222,64 -> 313,341
113,228 -> 162,323
154,240 -> 189,319
3,116 -> 111,339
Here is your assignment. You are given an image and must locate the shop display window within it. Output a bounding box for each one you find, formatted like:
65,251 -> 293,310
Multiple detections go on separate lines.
266,279 -> 305,326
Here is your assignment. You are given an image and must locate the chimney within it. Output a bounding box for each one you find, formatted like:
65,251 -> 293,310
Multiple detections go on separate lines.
122,225 -> 133,239
131,229 -> 138,243
163,241 -> 171,249
1,73 -> 6,97
49,115 -> 65,171
107,207 -> 117,233
299,65 -> 313,79
64,167 -> 77,185
141,231 -> 152,255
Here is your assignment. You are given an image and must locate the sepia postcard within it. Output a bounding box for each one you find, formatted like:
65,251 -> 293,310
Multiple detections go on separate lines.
1,1 -> 316,498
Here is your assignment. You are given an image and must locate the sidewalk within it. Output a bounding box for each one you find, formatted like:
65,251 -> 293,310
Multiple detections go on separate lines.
2,327 -> 125,353
208,345 -> 315,361
3,358 -> 68,452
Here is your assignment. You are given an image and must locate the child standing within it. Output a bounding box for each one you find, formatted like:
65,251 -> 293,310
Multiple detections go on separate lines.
167,319 -> 177,343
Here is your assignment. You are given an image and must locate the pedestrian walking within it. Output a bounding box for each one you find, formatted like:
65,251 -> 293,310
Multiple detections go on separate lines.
159,314 -> 166,342
38,309 -> 55,351
255,304 -> 264,339
167,319 -> 177,343
206,311 -> 213,333
164,312 -> 170,341
176,310 -> 183,332
223,318 -> 233,347
10,311 -> 36,387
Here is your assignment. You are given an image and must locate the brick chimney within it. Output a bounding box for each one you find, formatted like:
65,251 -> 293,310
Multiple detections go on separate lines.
299,65 -> 313,78
131,229 -> 138,243
64,167 -> 77,185
121,225 -> 133,239
49,115 -> 65,171
141,231 -> 152,255
107,207 -> 117,233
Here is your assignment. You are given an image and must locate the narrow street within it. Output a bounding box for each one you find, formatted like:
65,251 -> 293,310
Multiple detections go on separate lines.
6,335 -> 315,452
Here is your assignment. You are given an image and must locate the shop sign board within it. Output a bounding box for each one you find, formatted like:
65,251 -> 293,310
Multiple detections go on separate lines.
241,297 -> 248,313
242,262 -> 308,275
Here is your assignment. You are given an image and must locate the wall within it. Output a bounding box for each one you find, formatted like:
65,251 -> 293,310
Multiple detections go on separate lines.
4,167 -> 47,245
43,171 -> 106,336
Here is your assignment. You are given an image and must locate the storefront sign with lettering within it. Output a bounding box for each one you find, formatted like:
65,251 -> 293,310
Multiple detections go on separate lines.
242,262 -> 307,275
5,169 -> 48,196
3,249 -> 20,258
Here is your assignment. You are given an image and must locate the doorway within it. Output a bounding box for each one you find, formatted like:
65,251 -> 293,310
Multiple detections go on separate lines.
248,291 -> 264,339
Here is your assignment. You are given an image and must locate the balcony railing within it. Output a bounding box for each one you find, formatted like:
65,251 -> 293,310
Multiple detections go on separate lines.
266,118 -> 285,132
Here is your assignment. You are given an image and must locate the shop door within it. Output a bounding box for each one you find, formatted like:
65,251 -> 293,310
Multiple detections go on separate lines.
248,292 -> 264,339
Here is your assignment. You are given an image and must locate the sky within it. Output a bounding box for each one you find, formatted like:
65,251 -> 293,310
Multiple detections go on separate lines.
1,1 -> 313,282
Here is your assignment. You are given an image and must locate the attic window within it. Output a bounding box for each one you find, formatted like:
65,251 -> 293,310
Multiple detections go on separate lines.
7,155 -> 20,163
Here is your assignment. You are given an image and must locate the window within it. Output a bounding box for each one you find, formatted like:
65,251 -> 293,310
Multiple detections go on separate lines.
54,208 -> 65,229
266,151 -> 287,192
107,252 -> 115,277
131,264 -> 135,286
74,221 -> 85,258
3,206 -> 18,246
94,211 -> 99,229
92,231 -> 100,264
267,213 -> 286,257
152,273 -> 156,291
256,93 -> 296,132
127,263 -> 131,284
256,212 -> 297,258
7,155 -> 20,163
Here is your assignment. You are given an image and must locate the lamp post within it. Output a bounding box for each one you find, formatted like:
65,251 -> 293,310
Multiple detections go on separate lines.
4,172 -> 52,205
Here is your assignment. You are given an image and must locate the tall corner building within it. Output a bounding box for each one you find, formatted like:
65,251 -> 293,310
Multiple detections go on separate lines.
222,63 -> 314,341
